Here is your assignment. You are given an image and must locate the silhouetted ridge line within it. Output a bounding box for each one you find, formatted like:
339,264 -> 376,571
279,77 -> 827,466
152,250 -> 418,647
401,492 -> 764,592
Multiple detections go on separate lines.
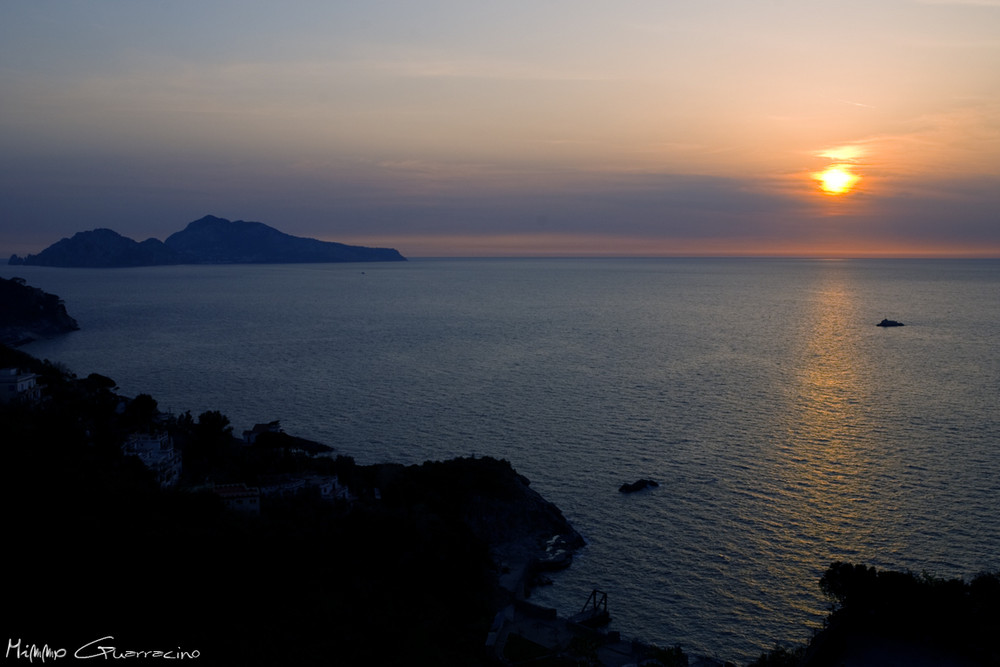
8,215 -> 406,267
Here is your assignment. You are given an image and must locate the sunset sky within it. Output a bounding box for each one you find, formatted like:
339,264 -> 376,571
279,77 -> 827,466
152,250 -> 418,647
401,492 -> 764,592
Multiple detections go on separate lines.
2,1 -> 999,257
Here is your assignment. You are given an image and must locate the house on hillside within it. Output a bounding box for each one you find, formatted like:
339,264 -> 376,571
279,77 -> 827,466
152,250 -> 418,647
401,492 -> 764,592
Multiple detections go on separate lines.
0,368 -> 41,404
258,474 -> 352,502
311,475 -> 352,502
242,420 -> 282,444
258,475 -> 307,499
213,483 -> 260,515
122,432 -> 183,488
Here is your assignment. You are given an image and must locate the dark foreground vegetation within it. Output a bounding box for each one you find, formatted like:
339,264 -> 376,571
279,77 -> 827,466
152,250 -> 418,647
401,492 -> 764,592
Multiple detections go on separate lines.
0,275 -> 79,345
751,562 -> 1000,666
1,344 -> 564,666
5,335 -> 999,666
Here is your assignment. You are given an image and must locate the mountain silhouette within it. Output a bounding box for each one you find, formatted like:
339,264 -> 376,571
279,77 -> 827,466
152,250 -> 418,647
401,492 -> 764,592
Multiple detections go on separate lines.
9,215 -> 406,267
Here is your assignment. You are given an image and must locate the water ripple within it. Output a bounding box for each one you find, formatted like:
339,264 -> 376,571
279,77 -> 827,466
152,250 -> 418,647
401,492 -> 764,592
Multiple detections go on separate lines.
10,258 -> 1000,663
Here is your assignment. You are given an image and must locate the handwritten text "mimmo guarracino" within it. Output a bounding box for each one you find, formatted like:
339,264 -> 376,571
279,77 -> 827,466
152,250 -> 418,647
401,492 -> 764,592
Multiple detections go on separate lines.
6,637 -> 201,661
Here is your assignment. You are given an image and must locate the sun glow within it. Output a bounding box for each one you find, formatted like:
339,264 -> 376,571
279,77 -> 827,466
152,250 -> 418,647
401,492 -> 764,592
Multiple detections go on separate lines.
816,165 -> 860,195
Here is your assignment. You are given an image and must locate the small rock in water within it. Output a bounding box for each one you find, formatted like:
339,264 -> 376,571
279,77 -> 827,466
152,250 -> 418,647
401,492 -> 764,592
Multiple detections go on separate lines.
619,479 -> 659,493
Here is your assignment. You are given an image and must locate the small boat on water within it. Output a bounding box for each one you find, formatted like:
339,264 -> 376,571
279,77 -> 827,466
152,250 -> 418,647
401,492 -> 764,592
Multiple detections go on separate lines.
877,319 -> 904,327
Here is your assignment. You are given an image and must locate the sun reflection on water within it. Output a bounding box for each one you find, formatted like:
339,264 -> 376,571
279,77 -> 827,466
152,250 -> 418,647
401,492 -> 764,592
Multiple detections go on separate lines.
784,277 -> 873,536
733,265 -> 913,633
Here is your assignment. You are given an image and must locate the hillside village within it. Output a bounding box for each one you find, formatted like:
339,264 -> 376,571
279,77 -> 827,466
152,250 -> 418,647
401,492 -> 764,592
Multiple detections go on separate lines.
2,356 -> 348,512
0,342 -> 606,666
2,277 -> 685,666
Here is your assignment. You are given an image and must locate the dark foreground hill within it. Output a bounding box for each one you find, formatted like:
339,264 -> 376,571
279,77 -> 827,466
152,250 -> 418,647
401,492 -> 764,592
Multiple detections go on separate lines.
0,276 -> 79,345
8,215 -> 406,267
0,344 -> 579,666
4,329 -> 998,665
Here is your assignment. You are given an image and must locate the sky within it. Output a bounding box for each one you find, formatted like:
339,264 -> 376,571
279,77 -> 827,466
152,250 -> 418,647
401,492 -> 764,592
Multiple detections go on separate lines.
2,1 -> 999,258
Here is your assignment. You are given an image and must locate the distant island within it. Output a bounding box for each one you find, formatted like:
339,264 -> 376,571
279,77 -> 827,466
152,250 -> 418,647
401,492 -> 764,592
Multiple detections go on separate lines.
7,215 -> 406,267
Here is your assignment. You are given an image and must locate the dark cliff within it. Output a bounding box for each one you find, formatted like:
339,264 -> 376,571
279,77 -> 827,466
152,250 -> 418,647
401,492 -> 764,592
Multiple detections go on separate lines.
9,215 -> 406,267
1,345 -> 578,666
371,456 -> 584,561
0,277 -> 79,345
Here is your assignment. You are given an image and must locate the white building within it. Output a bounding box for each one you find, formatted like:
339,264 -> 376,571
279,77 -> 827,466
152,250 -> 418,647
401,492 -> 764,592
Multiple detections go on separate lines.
213,483 -> 261,515
242,420 -> 281,444
312,475 -> 351,502
259,474 -> 352,502
259,475 -> 307,498
122,432 -> 183,488
0,368 -> 41,403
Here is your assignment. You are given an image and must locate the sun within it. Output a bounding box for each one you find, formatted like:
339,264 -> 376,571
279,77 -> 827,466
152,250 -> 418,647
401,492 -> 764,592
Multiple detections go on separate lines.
816,165 -> 860,195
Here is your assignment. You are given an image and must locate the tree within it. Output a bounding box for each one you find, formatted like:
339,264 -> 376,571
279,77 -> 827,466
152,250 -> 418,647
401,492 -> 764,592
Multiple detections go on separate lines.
121,392 -> 158,431
819,561 -> 877,607
196,409 -> 232,440
86,373 -> 118,391
182,410 -> 234,480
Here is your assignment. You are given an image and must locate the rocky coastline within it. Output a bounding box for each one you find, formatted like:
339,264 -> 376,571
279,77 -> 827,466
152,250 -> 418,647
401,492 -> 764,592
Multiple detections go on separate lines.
0,338 -> 596,665
0,276 -> 79,346
5,284 -> 997,666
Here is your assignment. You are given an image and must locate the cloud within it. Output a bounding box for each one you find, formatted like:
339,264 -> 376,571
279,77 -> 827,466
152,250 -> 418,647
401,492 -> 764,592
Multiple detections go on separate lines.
3,148 -> 998,258
2,2 -> 999,258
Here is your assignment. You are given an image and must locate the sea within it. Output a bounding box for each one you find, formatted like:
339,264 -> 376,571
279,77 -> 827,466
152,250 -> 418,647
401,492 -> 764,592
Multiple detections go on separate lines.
5,258 -> 999,663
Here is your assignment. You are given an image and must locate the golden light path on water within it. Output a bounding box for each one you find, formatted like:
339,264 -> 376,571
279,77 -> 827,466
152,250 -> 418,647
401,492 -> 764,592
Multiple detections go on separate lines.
784,268 -> 878,555
735,264 -> 911,631
10,260 -> 1000,662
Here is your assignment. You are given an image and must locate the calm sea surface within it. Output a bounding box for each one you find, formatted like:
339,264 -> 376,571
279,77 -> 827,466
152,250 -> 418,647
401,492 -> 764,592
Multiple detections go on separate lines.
6,258 -> 1000,662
